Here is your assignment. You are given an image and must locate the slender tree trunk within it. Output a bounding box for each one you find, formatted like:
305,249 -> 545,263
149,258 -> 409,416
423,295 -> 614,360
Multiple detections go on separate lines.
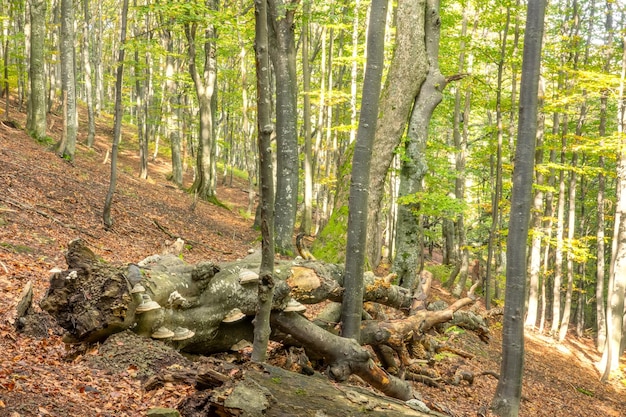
185,3 -> 218,202
449,9 -> 472,296
349,0 -> 360,145
252,0 -> 275,362
394,0 -> 445,291
524,78 -> 545,330
599,29 -> 626,382
550,145 -> 566,336
366,0 -> 428,269
163,26 -> 183,187
26,0 -> 47,140
300,0 -> 313,235
58,0 -> 77,160
102,0 -> 129,229
539,148 -> 557,334
485,6 -> 511,310
237,9 -> 256,215
93,0 -> 103,116
341,0 -> 387,341
558,151 -> 577,342
268,0 -> 299,255
596,0 -> 613,352
81,0 -> 95,147
491,0 -> 545,414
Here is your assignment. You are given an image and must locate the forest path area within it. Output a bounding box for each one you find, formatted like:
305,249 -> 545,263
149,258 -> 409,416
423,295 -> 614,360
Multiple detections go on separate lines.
0,99 -> 625,416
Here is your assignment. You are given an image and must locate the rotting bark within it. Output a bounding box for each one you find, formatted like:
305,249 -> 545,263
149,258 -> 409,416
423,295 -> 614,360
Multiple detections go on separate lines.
38,239 -> 487,402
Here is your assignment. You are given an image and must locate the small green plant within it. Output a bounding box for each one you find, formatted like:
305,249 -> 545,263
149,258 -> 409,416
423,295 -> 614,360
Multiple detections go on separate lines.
271,377 -> 281,384
425,264 -> 452,283
238,208 -> 252,220
444,325 -> 466,336
294,388 -> 307,395
0,242 -> 34,254
575,387 -> 594,397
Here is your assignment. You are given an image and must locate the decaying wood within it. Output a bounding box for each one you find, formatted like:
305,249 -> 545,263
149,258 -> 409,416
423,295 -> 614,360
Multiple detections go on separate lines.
39,239 -> 489,403
177,363 -> 446,417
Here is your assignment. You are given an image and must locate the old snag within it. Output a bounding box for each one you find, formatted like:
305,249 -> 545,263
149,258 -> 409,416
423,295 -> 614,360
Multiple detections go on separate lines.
37,239 -> 488,404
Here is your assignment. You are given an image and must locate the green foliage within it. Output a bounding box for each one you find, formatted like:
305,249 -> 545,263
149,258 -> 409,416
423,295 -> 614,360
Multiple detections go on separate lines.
425,264 -> 452,283
0,242 -> 34,254
444,325 -> 466,336
397,191 -> 465,219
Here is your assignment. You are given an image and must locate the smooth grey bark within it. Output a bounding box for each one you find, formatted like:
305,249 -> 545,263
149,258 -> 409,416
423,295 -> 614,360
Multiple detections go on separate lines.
300,0 -> 313,236
558,151 -> 577,342
550,135 -> 566,336
524,78 -> 545,330
366,0 -> 428,269
341,0 -> 387,341
491,0 -> 546,414
102,0 -> 129,230
81,0 -> 95,147
599,28 -> 626,382
267,0 -> 299,255
93,0 -> 103,116
163,26 -> 183,187
47,3 -> 60,114
596,0 -> 613,352
485,6 -> 511,310
393,0 -> 445,290
447,10 -> 471,295
186,1 -> 218,201
252,0 -> 275,363
26,0 -> 46,140
58,0 -> 77,160
133,9 -> 148,181
538,148 -> 556,334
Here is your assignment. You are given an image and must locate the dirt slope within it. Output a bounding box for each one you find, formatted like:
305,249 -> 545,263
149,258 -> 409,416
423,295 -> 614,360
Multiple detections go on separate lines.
0,99 -> 625,416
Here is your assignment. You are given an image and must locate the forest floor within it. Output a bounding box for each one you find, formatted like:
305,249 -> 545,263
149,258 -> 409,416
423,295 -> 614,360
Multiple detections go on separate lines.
0,98 -> 625,416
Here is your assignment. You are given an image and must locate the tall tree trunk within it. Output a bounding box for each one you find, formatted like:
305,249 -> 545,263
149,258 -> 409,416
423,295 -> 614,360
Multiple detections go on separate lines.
268,0 -> 299,255
365,0 -> 428,269
491,0 -> 546,414
485,5 -> 511,310
237,8 -> 256,215
58,0 -> 77,161
550,139 -> 566,336
163,26 -> 183,187
133,9 -> 147,180
524,78 -> 545,330
81,0 -> 95,147
300,0 -> 313,235
394,0 -> 445,291
539,148 -> 557,334
26,0 -> 47,140
596,0 -> 613,352
102,0 -> 129,229
93,0 -> 103,116
599,29 -> 626,382
448,9 -> 472,295
341,0 -> 387,341
252,0 -> 275,362
47,2 -> 60,114
185,2 -> 218,202
558,151 -> 577,342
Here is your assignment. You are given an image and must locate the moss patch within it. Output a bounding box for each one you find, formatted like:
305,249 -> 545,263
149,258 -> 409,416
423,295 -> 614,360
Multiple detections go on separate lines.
311,205 -> 349,264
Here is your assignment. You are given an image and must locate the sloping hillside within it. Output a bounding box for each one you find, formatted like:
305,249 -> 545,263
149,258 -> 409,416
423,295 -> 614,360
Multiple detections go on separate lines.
0,98 -> 625,416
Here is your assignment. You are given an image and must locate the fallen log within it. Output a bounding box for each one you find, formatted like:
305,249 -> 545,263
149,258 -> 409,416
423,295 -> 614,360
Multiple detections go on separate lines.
39,239 -> 487,402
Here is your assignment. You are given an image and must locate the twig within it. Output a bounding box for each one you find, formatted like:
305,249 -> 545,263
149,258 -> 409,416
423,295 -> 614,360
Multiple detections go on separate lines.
0,195 -> 97,239
152,219 -> 228,253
